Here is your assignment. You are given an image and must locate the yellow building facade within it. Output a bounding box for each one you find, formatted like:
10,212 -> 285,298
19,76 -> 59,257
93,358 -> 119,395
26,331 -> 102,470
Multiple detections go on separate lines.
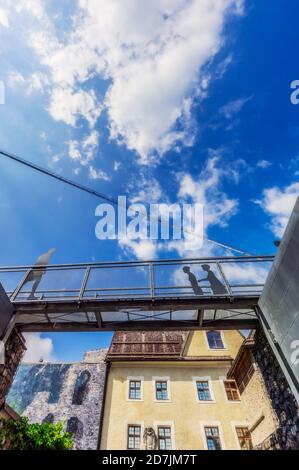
100,330 -> 267,450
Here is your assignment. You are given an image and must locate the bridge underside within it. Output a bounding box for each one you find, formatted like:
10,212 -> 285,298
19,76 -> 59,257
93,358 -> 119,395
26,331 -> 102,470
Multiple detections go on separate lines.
13,297 -> 259,331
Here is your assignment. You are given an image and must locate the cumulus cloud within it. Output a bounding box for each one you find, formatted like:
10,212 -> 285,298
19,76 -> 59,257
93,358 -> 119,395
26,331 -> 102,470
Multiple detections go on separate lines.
48,87 -> 102,127
10,0 -> 243,163
89,165 -> 110,181
7,71 -> 25,88
119,238 -> 158,261
22,333 -> 55,362
168,155 -> 239,256
119,155 -> 240,259
256,182 -> 299,237
67,130 -> 100,166
221,262 -> 270,285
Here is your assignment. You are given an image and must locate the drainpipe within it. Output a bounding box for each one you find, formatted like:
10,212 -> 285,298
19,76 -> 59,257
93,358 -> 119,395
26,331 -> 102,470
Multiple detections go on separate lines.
97,360 -> 111,450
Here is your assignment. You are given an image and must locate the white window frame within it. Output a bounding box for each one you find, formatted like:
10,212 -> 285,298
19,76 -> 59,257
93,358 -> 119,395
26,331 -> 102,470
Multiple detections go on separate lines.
153,376 -> 171,402
154,420 -> 176,450
125,421 -> 144,450
231,421 -> 252,450
127,376 -> 144,402
204,330 -> 227,350
192,376 -> 216,403
200,421 -> 226,450
219,376 -> 241,403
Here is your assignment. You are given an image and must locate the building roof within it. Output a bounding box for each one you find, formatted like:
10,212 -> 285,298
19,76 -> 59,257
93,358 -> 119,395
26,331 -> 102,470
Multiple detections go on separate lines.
107,330 -> 189,360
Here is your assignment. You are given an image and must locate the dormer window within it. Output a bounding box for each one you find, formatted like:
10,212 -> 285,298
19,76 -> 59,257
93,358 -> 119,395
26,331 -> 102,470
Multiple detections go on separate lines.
206,331 -> 224,349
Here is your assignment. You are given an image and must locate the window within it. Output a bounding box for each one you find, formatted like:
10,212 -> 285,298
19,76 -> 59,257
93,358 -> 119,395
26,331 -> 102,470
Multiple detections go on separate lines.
72,370 -> 91,405
129,380 -> 141,400
127,425 -> 141,450
224,380 -> 240,401
204,426 -> 222,450
66,417 -> 83,439
236,427 -> 253,450
196,381 -> 212,401
206,331 -> 224,349
158,426 -> 172,450
155,381 -> 168,400
42,413 -> 54,424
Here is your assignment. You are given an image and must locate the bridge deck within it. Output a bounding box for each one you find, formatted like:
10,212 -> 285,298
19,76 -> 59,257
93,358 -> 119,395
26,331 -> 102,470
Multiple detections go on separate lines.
0,255 -> 273,331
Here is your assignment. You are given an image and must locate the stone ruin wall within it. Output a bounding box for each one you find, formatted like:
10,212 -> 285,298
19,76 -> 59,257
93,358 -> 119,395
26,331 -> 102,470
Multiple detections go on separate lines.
9,349 -> 107,450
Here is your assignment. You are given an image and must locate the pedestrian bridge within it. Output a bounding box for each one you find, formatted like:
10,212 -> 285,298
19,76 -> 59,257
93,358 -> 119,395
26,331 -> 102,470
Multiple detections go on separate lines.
0,255 -> 274,331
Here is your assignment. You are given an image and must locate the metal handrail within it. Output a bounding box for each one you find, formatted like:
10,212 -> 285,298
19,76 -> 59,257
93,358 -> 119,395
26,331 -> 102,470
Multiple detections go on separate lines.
0,255 -> 273,305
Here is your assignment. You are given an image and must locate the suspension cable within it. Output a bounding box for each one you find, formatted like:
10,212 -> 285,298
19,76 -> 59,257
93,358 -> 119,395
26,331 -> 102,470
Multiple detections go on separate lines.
0,148 -> 252,256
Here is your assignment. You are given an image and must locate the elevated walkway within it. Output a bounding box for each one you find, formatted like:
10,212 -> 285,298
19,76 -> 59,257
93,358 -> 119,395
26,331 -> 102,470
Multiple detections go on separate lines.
0,255 -> 273,331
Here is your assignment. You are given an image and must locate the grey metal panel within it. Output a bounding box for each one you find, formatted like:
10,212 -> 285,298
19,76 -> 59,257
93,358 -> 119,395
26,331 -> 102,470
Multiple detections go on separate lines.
259,197 -> 299,396
0,282 -> 15,339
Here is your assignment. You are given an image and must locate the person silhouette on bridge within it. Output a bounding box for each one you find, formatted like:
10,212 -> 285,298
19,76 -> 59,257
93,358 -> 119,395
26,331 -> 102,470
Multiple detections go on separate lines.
182,266 -> 204,296
22,248 -> 56,300
198,264 -> 227,295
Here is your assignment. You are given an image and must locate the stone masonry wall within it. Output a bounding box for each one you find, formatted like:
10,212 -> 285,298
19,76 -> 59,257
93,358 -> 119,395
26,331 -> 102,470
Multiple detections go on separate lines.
0,328 -> 26,408
241,366 -> 278,447
7,348 -> 107,450
253,327 -> 299,450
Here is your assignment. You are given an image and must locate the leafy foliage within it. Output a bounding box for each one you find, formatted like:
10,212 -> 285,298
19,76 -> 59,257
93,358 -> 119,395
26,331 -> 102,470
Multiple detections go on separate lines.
0,417 -> 73,450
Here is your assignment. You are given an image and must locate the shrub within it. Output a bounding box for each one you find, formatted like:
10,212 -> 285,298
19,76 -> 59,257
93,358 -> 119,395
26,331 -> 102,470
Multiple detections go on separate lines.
0,417 -> 73,450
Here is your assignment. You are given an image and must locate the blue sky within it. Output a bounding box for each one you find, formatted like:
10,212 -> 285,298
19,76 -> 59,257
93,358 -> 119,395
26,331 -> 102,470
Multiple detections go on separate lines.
0,0 -> 298,361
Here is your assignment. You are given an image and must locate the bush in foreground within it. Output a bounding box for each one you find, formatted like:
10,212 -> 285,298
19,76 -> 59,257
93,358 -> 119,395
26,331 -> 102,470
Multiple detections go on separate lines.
0,417 -> 73,450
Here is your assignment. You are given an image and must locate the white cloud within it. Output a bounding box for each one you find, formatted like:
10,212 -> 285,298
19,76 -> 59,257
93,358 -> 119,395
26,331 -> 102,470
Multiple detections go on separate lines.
129,173 -> 163,204
48,87 -> 102,127
89,165 -> 110,181
257,159 -> 272,169
178,156 -> 239,228
256,182 -> 299,237
7,71 -> 25,88
14,0 -> 243,163
15,0 -> 45,20
22,333 -> 55,362
67,130 -> 100,166
27,72 -> 49,95
119,238 -> 158,260
113,161 -> 121,171
0,8 -> 9,27
221,262 -> 270,285
120,155 -> 240,259
219,96 -> 251,119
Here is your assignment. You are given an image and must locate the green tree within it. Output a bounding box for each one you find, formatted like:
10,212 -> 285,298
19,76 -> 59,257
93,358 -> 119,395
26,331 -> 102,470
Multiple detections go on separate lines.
0,417 -> 73,450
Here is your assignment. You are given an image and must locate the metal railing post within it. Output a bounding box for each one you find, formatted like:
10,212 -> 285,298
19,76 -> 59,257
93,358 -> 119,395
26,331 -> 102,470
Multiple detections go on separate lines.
216,262 -> 233,297
10,269 -> 32,301
149,263 -> 155,299
79,267 -> 91,299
